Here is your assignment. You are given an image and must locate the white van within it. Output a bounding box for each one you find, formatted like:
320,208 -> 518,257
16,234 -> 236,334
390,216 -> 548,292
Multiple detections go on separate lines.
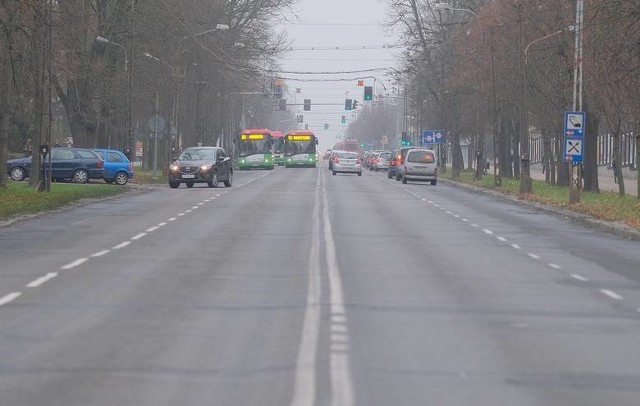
400,148 -> 438,185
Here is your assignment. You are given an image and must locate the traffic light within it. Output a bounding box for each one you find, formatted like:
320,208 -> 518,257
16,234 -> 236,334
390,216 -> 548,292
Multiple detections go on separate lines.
345,98 -> 352,110
278,99 -> 286,111
364,86 -> 373,101
297,114 -> 304,123
324,123 -> 329,130
352,100 -> 359,110
303,99 -> 311,111
341,115 -> 346,124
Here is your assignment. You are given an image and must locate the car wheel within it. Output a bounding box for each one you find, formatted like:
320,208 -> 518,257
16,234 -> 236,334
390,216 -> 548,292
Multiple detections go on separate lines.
72,169 -> 89,183
358,172 -> 362,176
186,182 -> 194,188
169,181 -> 180,189
224,171 -> 233,187
332,171 -> 337,176
9,167 -> 26,181
208,172 -> 218,188
396,173 -> 401,181
387,171 -> 392,179
431,179 -> 437,186
402,175 -> 408,184
114,171 -> 129,185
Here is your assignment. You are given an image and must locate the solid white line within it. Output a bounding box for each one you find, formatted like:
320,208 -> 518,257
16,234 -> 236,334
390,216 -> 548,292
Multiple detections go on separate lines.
571,274 -> 589,282
0,292 -> 22,306
322,172 -> 355,406
91,250 -> 110,257
147,226 -> 160,232
290,170 -> 323,406
61,258 -> 88,269
131,233 -> 147,240
27,273 -> 58,288
600,289 -> 623,300
113,241 -> 131,250
549,263 -> 562,269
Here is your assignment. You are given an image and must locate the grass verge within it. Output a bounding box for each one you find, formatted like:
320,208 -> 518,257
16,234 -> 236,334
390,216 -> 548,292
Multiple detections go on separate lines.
0,182 -> 131,221
443,171 -> 640,230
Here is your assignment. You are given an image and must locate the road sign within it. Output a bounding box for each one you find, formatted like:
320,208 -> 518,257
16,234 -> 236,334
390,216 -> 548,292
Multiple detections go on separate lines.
563,111 -> 586,163
421,130 -> 445,145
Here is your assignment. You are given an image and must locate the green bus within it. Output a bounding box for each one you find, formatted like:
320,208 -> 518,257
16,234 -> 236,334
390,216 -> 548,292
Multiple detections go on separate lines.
237,128 -> 275,170
284,130 -> 318,168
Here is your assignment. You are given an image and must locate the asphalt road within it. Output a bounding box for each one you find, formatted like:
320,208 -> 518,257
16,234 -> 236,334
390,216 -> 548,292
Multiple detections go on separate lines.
1,165 -> 639,406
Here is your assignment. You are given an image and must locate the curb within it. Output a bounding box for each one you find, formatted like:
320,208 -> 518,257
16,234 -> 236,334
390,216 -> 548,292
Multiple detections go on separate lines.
440,178 -> 640,241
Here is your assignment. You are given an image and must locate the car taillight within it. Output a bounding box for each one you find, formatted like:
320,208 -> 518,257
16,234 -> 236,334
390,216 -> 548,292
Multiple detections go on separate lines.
356,158 -> 361,164
334,157 -> 340,164
97,159 -> 104,169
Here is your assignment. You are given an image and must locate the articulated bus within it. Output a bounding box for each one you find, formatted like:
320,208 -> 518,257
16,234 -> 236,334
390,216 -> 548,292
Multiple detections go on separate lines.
284,130 -> 318,168
237,128 -> 275,170
272,131 -> 285,166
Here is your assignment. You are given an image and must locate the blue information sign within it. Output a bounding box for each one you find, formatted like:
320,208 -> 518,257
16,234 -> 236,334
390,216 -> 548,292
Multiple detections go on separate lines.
421,130 -> 445,146
563,112 -> 585,163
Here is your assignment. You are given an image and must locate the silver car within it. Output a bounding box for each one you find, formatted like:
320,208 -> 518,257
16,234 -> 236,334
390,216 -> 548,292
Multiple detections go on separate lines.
373,151 -> 392,171
399,148 -> 437,185
331,150 -> 362,176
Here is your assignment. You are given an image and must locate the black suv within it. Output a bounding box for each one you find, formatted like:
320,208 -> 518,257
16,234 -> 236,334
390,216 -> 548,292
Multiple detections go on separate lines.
168,146 -> 233,189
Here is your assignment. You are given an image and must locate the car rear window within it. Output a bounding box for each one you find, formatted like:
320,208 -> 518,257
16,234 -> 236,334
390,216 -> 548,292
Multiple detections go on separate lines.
379,152 -> 392,159
407,150 -> 435,163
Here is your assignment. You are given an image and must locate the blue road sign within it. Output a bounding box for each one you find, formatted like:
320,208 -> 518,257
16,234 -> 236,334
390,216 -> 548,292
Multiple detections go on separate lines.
422,130 -> 445,146
563,111 -> 586,163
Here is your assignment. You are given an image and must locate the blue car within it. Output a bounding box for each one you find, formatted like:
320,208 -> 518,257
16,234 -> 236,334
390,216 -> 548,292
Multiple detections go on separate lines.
7,147 -> 104,183
92,149 -> 134,185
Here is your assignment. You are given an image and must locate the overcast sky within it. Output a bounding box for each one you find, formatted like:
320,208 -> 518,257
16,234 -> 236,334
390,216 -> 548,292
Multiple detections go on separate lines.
278,0 -> 400,150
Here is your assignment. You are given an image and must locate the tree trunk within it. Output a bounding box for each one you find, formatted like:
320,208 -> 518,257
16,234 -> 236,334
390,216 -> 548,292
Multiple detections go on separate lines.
0,31 -> 10,189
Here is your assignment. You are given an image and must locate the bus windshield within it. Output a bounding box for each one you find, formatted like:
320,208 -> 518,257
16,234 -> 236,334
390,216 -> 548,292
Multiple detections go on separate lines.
285,140 -> 316,155
238,135 -> 272,157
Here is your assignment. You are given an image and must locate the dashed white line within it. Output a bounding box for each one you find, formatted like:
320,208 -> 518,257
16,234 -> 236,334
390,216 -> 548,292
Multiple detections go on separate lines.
157,222 -> 167,227
331,333 -> 349,343
27,273 -> 58,288
168,217 -> 177,222
496,236 -> 508,242
61,258 -> 88,269
178,213 -> 185,217
191,206 -> 199,210
483,229 -> 493,235
549,263 -> 562,270
131,233 -> 147,240
527,253 -> 541,260
146,226 -> 160,232
471,224 -> 480,227
461,218 -> 469,222
571,274 -> 589,282
331,324 -> 348,333
511,244 -> 521,250
185,210 -> 193,213
91,250 -> 110,257
113,241 -> 131,250
0,292 -> 22,306
600,289 -> 623,300
197,203 -> 204,206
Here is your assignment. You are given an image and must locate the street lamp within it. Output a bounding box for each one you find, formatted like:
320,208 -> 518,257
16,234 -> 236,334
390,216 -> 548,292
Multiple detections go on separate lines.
520,30 -> 564,193
95,36 -> 128,71
433,3 -> 478,17
181,24 -> 230,41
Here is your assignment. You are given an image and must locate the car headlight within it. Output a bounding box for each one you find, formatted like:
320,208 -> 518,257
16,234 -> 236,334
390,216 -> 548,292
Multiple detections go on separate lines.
169,164 -> 179,171
200,164 -> 212,171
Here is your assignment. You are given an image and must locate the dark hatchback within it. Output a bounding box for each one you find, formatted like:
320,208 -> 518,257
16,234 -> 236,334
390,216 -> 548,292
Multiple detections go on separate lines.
168,146 -> 233,189
7,147 -> 104,183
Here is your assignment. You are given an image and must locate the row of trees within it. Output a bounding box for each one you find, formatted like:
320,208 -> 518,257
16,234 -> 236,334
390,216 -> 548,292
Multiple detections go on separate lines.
351,0 -> 639,198
0,0 -> 295,188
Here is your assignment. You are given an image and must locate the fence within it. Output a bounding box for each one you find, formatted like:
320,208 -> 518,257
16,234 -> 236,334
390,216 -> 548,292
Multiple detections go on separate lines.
531,133 -> 637,168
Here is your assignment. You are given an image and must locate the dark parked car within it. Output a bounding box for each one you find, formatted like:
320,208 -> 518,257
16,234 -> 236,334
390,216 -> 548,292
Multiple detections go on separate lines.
7,147 -> 104,183
92,148 -> 134,185
168,146 -> 233,189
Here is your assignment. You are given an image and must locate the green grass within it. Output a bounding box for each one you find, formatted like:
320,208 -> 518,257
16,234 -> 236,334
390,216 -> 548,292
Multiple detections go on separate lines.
443,170 -> 640,230
0,182 -> 130,221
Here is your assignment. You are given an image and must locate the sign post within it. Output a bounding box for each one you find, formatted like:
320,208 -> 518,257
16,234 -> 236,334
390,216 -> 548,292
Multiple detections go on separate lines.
563,111 -> 586,203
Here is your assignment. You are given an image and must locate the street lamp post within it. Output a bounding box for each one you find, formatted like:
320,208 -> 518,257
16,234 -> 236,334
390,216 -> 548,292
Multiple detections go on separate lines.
520,30 -> 564,193
95,36 -> 128,71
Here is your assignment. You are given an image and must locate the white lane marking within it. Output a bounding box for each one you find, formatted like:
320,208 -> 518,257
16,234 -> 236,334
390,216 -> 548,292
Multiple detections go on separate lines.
331,333 -> 349,343
446,210 -> 453,215
290,169 -> 323,406
168,217 -> 177,222
600,289 -> 623,300
331,324 -> 347,333
483,229 -> 493,235
496,236 -> 508,242
427,200 -> 434,204
178,213 -> 185,216
131,233 -> 147,240
331,343 -> 349,352
471,224 -> 479,227
461,218 -> 469,222
91,250 -> 110,257
322,171 -> 355,406
571,274 -> 589,282
0,292 -> 22,306
192,206 -> 199,210
185,209 -> 193,213
332,315 -> 347,324
61,258 -> 88,269
157,222 -> 167,227
527,253 -> 541,260
197,202 -> 204,206
113,241 -> 131,250
421,198 -> 427,201
453,214 -> 460,218
147,226 -> 160,232
549,263 -> 561,270
511,244 -> 521,250
27,273 -> 58,288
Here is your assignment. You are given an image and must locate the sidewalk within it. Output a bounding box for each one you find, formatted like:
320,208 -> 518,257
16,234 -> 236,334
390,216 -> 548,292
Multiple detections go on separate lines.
530,163 -> 638,197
